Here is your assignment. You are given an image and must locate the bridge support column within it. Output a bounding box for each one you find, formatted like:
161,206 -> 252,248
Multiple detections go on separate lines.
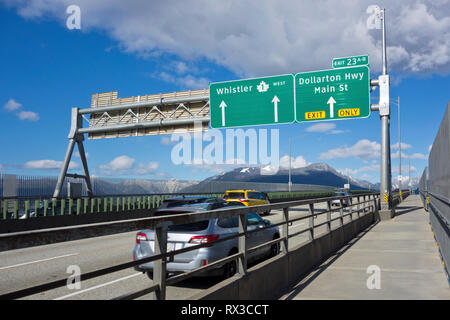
53,108 -> 93,199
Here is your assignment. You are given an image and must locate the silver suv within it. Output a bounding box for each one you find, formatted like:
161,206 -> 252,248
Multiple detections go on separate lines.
133,205 -> 280,279
331,191 -> 351,207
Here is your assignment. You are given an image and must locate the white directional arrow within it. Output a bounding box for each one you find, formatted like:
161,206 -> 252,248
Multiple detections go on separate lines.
327,96 -> 336,118
219,101 -> 227,126
272,96 -> 280,122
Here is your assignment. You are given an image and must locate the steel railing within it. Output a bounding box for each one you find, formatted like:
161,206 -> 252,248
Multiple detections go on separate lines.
0,190 -> 335,220
0,192 -> 379,300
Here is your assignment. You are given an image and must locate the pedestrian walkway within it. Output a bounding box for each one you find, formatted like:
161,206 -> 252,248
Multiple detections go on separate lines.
280,195 -> 450,300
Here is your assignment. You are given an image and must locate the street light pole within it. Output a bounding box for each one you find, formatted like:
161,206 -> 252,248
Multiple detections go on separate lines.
409,159 -> 411,192
288,136 -> 292,192
378,8 -> 393,217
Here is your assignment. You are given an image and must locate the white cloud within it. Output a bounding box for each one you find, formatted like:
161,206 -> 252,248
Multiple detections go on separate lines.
305,123 -> 348,134
330,129 -> 349,134
99,155 -> 136,172
391,150 -> 428,159
5,1 -> 450,76
305,123 -> 336,133
135,162 -> 159,175
408,153 -> 428,160
3,98 -> 22,111
279,155 -> 309,169
98,155 -> 162,176
320,139 -> 380,160
155,72 -> 210,90
339,164 -> 380,176
392,165 -> 417,173
174,61 -> 189,74
391,142 -> 412,150
17,110 -> 40,121
24,159 -> 79,170
3,98 -> 40,121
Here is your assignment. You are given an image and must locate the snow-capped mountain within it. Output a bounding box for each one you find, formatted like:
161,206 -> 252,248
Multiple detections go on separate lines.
183,162 -> 378,192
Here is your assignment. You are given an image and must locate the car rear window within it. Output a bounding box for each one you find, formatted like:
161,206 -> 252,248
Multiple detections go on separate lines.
224,192 -> 246,199
247,192 -> 265,200
181,203 -> 210,210
217,216 -> 239,228
160,200 -> 188,208
168,220 -> 210,232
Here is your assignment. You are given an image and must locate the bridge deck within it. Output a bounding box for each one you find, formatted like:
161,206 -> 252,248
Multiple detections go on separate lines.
280,195 -> 450,300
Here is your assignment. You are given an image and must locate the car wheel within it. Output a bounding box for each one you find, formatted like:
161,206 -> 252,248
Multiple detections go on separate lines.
222,249 -> 238,279
269,234 -> 280,258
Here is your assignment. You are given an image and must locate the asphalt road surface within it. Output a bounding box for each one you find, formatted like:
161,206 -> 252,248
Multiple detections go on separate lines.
0,201 -> 364,300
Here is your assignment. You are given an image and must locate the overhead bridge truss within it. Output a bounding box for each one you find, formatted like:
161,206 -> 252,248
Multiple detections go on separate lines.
53,90 -> 210,198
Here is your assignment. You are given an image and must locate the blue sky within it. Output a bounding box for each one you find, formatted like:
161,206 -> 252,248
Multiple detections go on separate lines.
0,1 -> 449,184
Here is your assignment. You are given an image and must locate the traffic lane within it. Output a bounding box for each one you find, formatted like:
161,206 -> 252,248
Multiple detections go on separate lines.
266,201 -> 366,227
0,230 -> 137,296
0,202 -> 325,293
265,202 -> 369,248
19,217 -> 315,299
7,231 -> 258,300
10,202 -> 370,300
24,268 -> 221,300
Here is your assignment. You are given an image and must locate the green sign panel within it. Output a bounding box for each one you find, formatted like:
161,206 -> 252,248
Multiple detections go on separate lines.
209,62 -> 371,128
209,75 -> 295,128
332,55 -> 369,69
295,66 -> 370,122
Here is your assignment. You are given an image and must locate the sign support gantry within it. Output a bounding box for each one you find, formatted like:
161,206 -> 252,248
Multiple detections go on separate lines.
52,90 -> 210,199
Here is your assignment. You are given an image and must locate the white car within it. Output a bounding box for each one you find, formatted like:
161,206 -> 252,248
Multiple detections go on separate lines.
331,191 -> 351,207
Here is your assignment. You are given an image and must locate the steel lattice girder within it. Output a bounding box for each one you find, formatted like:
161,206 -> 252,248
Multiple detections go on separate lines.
81,90 -> 211,139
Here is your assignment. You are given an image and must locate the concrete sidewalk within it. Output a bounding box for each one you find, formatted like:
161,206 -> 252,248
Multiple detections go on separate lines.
280,195 -> 450,300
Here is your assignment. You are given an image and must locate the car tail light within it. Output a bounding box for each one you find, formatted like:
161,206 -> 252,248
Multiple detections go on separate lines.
189,234 -> 219,247
201,259 -> 208,266
239,199 -> 249,203
136,232 -> 148,244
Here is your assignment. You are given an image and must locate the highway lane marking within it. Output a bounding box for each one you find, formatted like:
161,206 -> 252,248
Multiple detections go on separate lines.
53,272 -> 143,300
290,222 -> 305,228
0,253 -> 79,270
327,266 -> 443,274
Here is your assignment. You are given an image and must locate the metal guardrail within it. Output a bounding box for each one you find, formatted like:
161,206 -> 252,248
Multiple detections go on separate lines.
0,190 -> 335,220
391,189 -> 411,206
418,103 -> 450,282
427,191 -> 450,227
419,188 -> 450,281
0,192 -> 379,300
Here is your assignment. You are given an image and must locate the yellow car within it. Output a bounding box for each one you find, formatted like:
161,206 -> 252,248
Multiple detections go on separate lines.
223,190 -> 271,215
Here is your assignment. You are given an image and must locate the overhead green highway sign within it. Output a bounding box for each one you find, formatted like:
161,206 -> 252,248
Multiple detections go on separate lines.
332,54 -> 369,69
295,65 -> 370,122
209,74 -> 295,128
209,64 -> 371,127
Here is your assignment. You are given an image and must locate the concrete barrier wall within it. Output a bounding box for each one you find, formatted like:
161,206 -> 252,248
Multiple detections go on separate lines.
193,212 -> 375,300
0,208 -> 156,234
0,214 -> 162,252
